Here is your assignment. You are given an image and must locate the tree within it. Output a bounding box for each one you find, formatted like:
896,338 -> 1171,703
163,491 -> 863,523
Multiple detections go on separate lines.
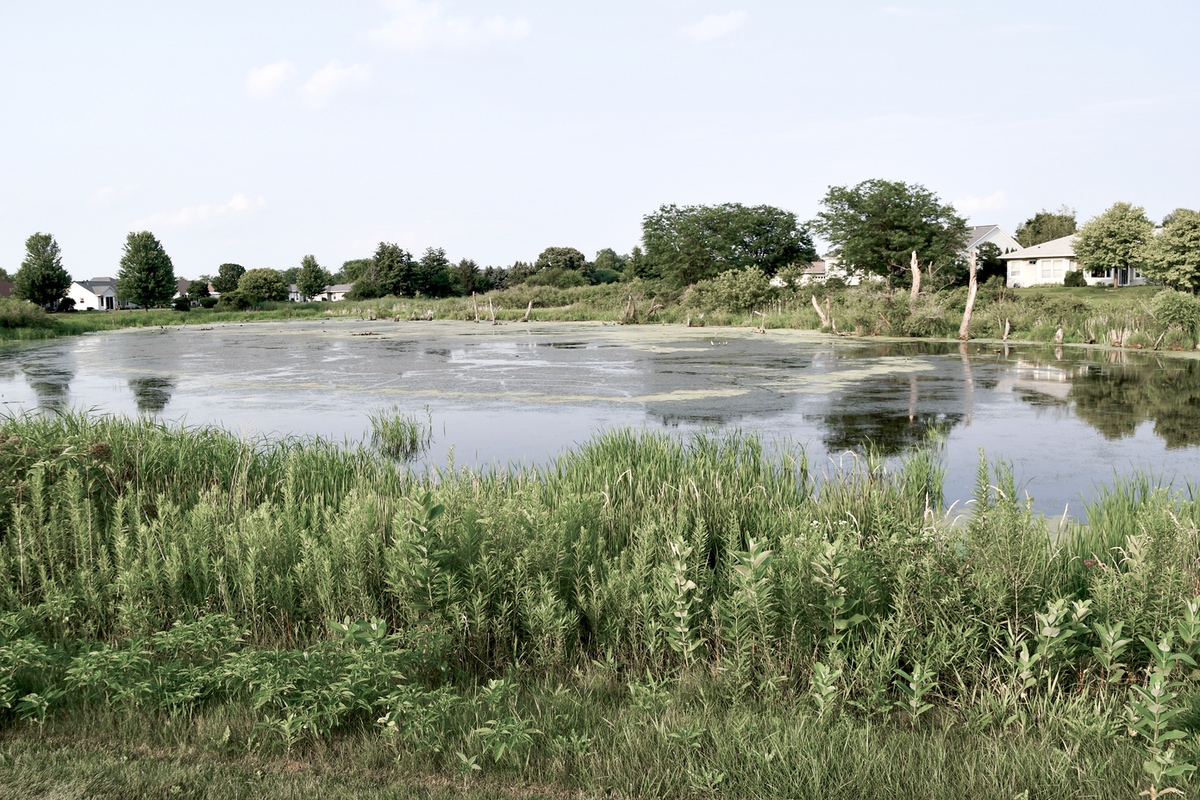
454,258 -> 481,295
813,180 -> 968,290
975,242 -> 1006,283
237,268 -> 288,304
414,247 -> 455,297
373,242 -> 417,297
190,277 -> 212,298
642,203 -> 815,286
592,248 -> 626,284
116,231 -> 175,308
13,232 -> 71,309
339,258 -> 374,284
1145,208 -> 1200,292
1014,206 -> 1077,247
211,263 -> 245,294
297,255 -> 330,300
1074,202 -> 1155,289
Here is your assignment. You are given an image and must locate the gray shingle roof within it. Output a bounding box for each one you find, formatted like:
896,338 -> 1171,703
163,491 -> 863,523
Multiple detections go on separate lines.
999,234 -> 1078,260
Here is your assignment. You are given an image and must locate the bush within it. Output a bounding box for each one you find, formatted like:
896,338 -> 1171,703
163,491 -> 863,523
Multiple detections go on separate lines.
688,266 -> 773,313
1151,289 -> 1200,335
1162,326 -> 1193,351
198,297 -> 217,309
215,291 -> 250,311
1063,269 -> 1088,287
57,297 -> 76,313
1124,330 -> 1153,349
522,267 -> 587,289
0,297 -> 53,329
172,296 -> 191,312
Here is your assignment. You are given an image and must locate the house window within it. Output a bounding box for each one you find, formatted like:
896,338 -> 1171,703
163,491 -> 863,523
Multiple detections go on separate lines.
1091,268 -> 1112,279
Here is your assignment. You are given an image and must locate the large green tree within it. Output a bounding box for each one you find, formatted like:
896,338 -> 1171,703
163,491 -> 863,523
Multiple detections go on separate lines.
1014,206 -> 1077,247
813,180 -> 968,289
237,268 -> 288,304
13,232 -> 71,309
296,255 -> 330,300
1074,202 -> 1155,289
642,203 -> 815,286
414,247 -> 455,298
211,263 -> 246,294
116,231 -> 175,308
1145,208 -> 1200,292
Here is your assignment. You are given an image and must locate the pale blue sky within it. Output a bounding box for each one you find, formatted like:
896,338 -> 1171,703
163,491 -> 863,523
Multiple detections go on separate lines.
1,1 -> 1196,280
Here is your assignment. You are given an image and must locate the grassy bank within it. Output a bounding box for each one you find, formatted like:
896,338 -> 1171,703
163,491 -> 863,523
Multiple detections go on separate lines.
2,414 -> 1200,796
6,281 -> 1199,357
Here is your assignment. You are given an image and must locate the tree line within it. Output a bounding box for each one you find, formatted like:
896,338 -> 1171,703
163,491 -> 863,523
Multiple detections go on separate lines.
8,183 -> 1200,312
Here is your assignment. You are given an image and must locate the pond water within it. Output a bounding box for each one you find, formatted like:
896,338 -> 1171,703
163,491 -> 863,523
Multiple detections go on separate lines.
3,319 -> 1200,517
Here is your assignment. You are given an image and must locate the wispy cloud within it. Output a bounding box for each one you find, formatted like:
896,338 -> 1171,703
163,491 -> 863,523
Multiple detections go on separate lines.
956,190 -> 1008,215
681,11 -> 747,45
245,59 -> 296,98
134,193 -> 265,229
303,60 -> 372,107
367,0 -> 531,52
88,184 -> 137,207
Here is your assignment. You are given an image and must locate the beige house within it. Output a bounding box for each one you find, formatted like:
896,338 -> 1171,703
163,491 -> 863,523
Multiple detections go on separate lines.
1000,234 -> 1146,288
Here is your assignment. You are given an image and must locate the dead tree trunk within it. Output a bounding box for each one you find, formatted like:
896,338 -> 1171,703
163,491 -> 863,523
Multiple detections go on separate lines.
909,250 -> 922,300
472,292 -> 480,322
957,250 -> 979,340
523,301 -> 532,322
811,295 -> 829,327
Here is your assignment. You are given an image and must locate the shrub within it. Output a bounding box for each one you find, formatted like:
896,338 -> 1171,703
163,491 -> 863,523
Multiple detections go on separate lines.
172,296 -> 191,312
1151,289 -> 1200,336
1063,269 -> 1088,287
0,297 -> 53,329
1124,330 -> 1153,349
57,297 -> 76,313
688,266 -> 773,313
198,297 -> 218,309
215,291 -> 250,311
523,267 -> 587,289
1162,326 -> 1194,351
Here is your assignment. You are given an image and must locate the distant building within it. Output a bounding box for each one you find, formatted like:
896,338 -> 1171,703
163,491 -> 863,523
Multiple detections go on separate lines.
173,278 -> 191,299
0,280 -> 13,298
964,225 -> 1021,256
289,283 -> 353,302
67,277 -> 119,310
1000,234 -> 1146,288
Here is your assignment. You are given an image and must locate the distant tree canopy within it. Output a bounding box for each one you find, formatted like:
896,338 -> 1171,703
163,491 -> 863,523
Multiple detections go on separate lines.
14,232 -> 71,309
1074,202 -> 1155,287
814,180 -> 968,288
1015,206 -> 1078,247
349,243 -> 456,299
116,231 -> 176,308
297,255 -> 330,300
641,203 -> 815,286
237,268 -> 288,304
211,263 -> 246,294
1145,208 -> 1200,293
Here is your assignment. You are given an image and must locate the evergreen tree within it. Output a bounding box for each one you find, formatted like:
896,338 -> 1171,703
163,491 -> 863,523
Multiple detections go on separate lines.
297,255 -> 331,300
14,232 -> 72,309
116,231 -> 176,308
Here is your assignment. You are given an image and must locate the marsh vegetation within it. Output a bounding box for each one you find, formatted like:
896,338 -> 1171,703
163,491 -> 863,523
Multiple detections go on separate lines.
2,413 -> 1200,796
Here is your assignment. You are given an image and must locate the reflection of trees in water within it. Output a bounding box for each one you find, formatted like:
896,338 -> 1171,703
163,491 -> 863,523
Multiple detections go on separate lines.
20,359 -> 74,411
819,409 -> 963,456
1070,360 -> 1200,448
129,377 -> 175,414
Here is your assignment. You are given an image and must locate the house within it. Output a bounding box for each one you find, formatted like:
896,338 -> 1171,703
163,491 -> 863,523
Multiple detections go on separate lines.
0,280 -> 13,298
67,277 -> 119,310
1000,234 -> 1147,288
288,283 -> 353,302
772,256 -> 874,287
173,278 -> 191,299
964,225 -> 1021,256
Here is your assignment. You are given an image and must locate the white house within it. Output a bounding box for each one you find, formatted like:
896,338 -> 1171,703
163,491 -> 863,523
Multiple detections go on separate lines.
965,224 -> 1021,256
288,283 -> 353,302
1000,234 -> 1147,288
67,278 -> 118,310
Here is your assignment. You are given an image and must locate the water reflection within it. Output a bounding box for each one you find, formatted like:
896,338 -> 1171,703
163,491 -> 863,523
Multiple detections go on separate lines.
129,377 -> 175,414
19,351 -> 75,411
1069,359 -> 1200,448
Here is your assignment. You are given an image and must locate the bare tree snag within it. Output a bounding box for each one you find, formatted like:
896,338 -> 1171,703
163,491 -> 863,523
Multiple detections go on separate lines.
909,250 -> 921,300
472,292 -> 480,322
523,301 -> 532,322
1003,318 -> 1010,341
811,295 -> 829,327
489,297 -> 496,324
958,250 -> 978,340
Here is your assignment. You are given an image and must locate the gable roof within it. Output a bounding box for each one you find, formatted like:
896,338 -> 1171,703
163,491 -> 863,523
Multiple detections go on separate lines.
965,225 -> 1000,249
999,234 -> 1078,261
73,277 -> 118,295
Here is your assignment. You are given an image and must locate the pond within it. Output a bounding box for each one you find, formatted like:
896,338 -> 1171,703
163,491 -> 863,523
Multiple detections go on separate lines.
3,318 -> 1200,517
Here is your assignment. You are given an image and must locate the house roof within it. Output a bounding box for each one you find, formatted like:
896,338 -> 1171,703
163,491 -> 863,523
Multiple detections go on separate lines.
326,284 -> 352,293
175,278 -> 191,294
74,278 -> 117,294
999,234 -> 1078,261
965,225 -> 1001,249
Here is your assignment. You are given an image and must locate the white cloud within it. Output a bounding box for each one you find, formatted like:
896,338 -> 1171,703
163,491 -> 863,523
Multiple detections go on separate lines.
245,60 -> 296,98
134,193 -> 265,229
303,60 -> 372,107
956,190 -> 1008,215
88,185 -> 137,207
367,0 -> 531,52
681,11 -> 747,45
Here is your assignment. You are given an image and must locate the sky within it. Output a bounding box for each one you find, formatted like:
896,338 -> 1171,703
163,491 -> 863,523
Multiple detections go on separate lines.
1,1 -> 1197,280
